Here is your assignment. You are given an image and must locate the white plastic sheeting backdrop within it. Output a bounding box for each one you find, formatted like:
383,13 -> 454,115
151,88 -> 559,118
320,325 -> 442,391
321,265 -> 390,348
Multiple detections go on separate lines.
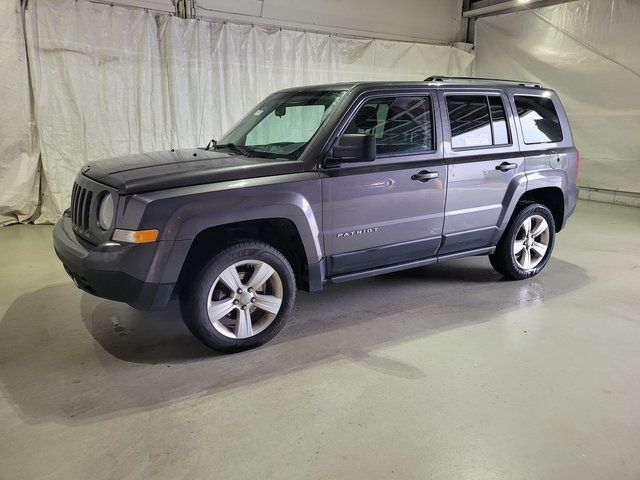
474,0 -> 640,193
1,0 -> 474,224
0,1 -> 39,225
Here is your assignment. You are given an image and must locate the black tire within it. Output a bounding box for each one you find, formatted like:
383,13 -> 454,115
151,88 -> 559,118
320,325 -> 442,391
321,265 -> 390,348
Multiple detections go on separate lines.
180,241 -> 296,353
489,202 -> 556,280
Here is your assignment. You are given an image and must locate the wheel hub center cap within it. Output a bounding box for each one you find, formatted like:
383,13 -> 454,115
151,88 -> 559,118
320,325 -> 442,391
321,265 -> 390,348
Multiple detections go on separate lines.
239,292 -> 253,306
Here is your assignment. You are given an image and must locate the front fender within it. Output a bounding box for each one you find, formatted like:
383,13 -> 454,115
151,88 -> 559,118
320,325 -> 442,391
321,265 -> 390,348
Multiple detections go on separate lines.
131,173 -> 323,284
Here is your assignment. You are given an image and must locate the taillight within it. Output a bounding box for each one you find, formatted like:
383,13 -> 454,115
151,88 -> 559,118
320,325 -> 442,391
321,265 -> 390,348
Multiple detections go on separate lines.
575,148 -> 580,182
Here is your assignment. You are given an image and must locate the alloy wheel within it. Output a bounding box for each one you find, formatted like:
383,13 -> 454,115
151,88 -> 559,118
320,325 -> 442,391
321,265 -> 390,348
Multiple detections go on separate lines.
513,214 -> 550,270
206,259 -> 283,339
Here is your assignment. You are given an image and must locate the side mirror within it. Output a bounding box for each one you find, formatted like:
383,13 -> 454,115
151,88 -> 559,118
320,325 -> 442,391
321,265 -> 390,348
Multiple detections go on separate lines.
330,134 -> 376,163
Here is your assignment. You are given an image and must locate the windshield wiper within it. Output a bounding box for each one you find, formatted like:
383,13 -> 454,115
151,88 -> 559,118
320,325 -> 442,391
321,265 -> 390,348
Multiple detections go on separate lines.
213,143 -> 254,157
205,138 -> 217,150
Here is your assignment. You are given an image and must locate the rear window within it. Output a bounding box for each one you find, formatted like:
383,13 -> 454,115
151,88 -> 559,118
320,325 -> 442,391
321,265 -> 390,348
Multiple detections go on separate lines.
514,95 -> 563,144
446,95 -> 511,149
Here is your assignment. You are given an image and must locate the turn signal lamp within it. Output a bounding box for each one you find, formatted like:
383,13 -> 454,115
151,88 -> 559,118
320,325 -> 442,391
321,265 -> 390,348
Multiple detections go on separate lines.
113,229 -> 159,244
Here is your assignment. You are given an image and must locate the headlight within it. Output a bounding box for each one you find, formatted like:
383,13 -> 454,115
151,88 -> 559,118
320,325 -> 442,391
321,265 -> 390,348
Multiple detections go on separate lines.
97,193 -> 115,230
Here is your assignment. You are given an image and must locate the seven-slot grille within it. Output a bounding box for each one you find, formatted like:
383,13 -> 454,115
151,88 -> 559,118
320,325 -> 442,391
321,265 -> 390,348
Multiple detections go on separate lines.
70,182 -> 93,233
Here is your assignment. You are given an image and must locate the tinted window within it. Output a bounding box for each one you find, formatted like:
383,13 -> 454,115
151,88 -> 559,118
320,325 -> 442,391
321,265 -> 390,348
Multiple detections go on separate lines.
447,95 -> 512,149
514,95 -> 563,144
447,95 -> 492,148
489,96 -> 509,145
345,96 -> 433,156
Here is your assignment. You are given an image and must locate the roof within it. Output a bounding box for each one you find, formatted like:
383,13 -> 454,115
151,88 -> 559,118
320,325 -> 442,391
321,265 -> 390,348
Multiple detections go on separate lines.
279,76 -> 544,93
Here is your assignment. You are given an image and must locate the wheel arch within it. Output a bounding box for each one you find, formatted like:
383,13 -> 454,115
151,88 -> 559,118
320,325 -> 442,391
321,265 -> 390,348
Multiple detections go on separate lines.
176,218 -> 316,293
518,186 -> 565,232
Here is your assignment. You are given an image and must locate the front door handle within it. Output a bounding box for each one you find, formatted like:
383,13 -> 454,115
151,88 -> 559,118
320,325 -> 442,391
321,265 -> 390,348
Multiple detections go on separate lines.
411,170 -> 439,182
495,161 -> 517,172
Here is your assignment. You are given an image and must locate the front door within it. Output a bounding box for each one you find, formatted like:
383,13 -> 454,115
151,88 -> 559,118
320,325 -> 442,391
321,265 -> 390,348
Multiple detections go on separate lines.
437,91 -> 526,255
321,93 -> 447,277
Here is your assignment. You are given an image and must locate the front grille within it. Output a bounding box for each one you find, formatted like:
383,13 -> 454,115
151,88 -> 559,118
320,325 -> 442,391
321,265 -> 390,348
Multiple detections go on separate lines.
70,182 -> 93,233
69,175 -> 117,244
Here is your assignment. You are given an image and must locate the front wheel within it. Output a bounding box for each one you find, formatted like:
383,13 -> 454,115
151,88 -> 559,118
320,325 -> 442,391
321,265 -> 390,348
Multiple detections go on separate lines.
489,203 -> 556,280
180,241 -> 296,353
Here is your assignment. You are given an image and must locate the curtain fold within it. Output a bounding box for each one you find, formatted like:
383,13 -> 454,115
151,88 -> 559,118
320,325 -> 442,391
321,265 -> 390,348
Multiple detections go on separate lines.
25,0 -> 165,223
0,0 -> 39,225
474,0 -> 640,193
16,0 -> 474,223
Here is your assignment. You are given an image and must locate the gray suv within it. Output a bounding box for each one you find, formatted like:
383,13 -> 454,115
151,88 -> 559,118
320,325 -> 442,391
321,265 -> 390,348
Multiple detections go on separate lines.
53,76 -> 579,352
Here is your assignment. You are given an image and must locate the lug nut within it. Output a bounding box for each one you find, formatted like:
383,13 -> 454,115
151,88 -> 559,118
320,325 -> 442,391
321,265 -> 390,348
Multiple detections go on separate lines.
247,287 -> 253,293
237,288 -> 243,294
233,299 -> 239,305
241,305 -> 247,310
251,297 -> 256,303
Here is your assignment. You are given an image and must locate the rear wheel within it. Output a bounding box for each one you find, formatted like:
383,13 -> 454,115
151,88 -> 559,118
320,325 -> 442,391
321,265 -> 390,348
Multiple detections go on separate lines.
489,203 -> 556,280
180,241 -> 296,353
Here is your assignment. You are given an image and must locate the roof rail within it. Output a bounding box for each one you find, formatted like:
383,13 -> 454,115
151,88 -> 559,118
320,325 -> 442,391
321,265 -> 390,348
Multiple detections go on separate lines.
424,75 -> 542,88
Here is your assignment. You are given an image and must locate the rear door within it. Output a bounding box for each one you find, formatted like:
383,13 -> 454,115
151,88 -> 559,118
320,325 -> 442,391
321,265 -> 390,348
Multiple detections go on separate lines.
437,90 -> 526,255
321,91 -> 447,277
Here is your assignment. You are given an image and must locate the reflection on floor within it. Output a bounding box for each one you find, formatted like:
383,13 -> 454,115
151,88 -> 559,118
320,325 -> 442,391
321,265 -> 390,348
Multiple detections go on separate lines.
1,200 -> 639,479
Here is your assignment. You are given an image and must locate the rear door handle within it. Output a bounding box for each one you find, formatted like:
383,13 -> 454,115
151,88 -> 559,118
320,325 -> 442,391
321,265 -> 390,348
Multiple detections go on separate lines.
411,170 -> 439,182
495,161 -> 517,172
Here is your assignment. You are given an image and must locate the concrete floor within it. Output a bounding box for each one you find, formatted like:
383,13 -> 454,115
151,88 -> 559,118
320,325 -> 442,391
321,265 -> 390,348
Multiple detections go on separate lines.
0,200 -> 639,479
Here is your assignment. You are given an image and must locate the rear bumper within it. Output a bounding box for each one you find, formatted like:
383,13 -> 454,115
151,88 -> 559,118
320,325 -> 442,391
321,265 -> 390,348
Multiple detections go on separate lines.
53,215 -> 174,311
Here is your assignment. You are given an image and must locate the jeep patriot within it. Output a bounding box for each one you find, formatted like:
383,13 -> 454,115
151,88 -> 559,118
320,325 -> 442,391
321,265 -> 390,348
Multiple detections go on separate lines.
53,76 -> 579,352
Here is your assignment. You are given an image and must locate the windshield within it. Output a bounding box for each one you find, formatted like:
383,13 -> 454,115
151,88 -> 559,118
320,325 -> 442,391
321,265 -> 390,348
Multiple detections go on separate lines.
218,90 -> 346,160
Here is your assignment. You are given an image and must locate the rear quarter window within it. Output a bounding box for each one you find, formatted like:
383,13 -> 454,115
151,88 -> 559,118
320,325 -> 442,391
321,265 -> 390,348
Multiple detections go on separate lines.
514,95 -> 563,144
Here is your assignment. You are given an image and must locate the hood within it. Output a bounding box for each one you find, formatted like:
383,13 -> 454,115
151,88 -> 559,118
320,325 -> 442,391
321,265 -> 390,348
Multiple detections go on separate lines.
81,148 -> 305,194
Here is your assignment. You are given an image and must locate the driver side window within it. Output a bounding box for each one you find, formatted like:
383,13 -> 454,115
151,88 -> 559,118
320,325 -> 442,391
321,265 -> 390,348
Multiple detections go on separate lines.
345,96 -> 433,156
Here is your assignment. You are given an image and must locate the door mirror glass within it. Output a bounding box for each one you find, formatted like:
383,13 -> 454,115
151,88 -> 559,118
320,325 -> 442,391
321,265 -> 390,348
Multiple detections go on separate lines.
331,134 -> 376,163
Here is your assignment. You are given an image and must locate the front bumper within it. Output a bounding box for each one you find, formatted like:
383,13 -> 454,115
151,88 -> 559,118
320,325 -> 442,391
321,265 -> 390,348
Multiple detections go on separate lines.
53,215 -> 175,311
